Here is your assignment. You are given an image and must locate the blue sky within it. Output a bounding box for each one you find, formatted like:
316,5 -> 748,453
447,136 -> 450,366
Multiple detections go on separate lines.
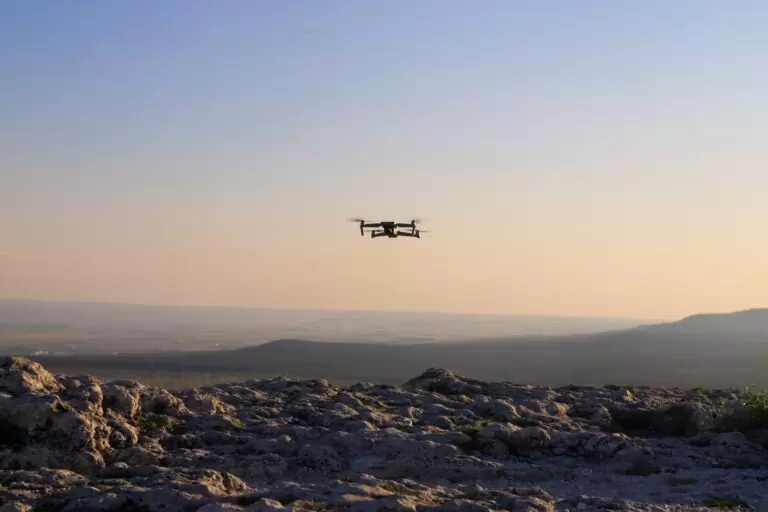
2,1 -> 767,317
3,1 -> 765,197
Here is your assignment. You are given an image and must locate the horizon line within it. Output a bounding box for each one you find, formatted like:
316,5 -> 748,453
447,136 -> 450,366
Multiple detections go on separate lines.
0,295 -> 680,323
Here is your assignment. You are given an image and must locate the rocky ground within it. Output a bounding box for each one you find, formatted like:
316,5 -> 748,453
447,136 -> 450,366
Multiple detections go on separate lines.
0,357 -> 766,511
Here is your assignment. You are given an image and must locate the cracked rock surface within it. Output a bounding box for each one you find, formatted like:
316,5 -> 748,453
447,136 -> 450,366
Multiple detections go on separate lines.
0,358 -> 765,511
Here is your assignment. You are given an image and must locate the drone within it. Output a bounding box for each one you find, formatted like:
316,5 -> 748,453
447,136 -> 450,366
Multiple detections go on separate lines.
348,218 -> 430,239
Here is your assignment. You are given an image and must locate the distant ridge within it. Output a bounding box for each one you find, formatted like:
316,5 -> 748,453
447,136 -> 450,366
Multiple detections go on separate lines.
30,306 -> 768,390
635,307 -> 768,336
677,308 -> 768,323
9,299 -> 768,389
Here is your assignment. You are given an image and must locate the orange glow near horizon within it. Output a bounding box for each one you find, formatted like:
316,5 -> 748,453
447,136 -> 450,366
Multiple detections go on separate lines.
2,2 -> 767,320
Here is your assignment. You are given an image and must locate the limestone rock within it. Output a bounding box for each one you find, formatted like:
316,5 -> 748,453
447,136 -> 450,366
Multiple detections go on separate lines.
0,358 -> 764,511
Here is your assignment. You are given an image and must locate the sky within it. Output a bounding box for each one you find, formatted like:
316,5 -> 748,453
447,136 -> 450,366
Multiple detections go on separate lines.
1,0 -> 767,320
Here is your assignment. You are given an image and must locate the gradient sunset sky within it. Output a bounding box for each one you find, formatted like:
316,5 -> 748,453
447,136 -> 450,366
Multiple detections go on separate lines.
2,1 -> 766,319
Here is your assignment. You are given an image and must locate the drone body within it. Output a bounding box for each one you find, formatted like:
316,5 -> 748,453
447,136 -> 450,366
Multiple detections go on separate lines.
349,218 -> 428,239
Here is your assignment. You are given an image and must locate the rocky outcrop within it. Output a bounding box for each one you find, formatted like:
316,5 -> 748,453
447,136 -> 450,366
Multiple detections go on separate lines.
0,358 -> 764,511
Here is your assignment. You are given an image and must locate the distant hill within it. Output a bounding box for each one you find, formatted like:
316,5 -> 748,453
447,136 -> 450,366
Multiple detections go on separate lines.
8,301 -> 768,389
637,308 -> 768,336
28,307 -> 768,390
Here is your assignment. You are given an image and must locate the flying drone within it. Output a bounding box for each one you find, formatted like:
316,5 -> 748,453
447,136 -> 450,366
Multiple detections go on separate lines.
348,218 -> 430,239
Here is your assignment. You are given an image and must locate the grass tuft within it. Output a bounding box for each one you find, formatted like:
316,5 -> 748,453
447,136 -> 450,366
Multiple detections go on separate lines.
457,421 -> 487,434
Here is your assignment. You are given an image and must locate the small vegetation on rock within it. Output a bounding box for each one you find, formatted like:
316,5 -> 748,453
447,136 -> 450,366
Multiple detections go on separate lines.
227,416 -> 245,430
134,412 -> 174,432
380,481 -> 420,497
701,497 -> 751,509
716,389 -> 768,433
457,421 -> 488,434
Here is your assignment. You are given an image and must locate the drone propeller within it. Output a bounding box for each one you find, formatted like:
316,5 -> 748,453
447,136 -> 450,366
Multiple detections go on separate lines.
347,218 -> 367,236
409,218 -> 424,232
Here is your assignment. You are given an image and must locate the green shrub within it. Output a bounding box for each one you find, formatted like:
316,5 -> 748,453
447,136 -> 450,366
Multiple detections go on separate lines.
228,417 -> 245,430
134,412 -> 173,432
701,497 -> 750,509
457,421 -> 487,434
453,421 -> 489,451
716,389 -> 768,432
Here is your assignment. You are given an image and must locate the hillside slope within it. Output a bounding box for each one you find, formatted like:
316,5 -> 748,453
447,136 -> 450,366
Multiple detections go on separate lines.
32,322 -> 768,389
638,308 -> 768,336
